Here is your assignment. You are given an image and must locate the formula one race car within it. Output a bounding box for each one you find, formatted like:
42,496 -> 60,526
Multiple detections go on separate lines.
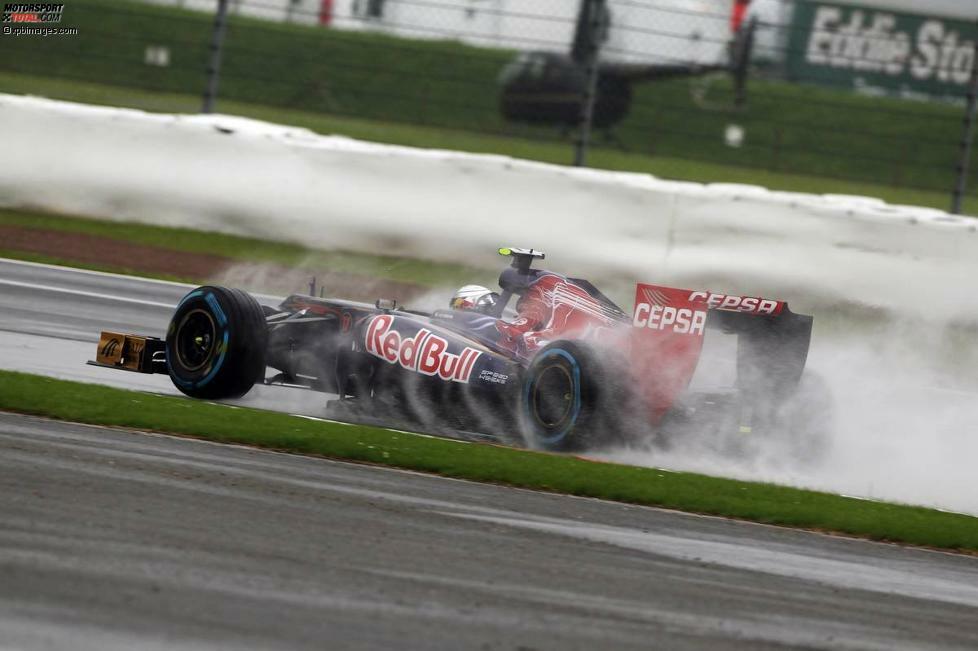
91,248 -> 827,456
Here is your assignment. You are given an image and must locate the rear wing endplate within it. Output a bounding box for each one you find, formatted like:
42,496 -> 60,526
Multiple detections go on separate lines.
631,284 -> 813,411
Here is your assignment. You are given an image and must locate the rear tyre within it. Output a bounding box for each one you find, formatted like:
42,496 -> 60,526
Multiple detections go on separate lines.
166,286 -> 267,400
519,341 -> 618,452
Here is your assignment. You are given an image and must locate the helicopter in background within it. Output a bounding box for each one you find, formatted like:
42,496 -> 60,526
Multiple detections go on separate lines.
498,0 -> 757,130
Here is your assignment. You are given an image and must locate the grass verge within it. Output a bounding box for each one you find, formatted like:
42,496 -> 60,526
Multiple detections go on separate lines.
0,207 -> 491,288
2,369 -> 976,553
2,71 -> 974,216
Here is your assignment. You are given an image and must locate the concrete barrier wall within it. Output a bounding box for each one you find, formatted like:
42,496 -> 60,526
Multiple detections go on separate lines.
1,93 -> 976,321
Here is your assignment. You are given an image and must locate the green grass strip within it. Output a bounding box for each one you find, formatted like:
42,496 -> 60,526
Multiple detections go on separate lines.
2,369 -> 976,553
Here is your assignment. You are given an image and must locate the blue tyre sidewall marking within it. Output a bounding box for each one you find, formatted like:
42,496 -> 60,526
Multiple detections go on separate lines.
166,290 -> 230,389
205,292 -> 228,327
523,348 -> 582,447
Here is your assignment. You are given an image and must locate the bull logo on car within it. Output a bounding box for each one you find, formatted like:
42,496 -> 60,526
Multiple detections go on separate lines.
365,315 -> 482,384
100,338 -> 121,358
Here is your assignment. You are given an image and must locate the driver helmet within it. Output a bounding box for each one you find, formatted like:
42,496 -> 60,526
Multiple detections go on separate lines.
449,285 -> 500,314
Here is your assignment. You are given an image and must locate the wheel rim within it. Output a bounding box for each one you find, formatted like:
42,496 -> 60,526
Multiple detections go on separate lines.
533,363 -> 574,428
175,309 -> 217,371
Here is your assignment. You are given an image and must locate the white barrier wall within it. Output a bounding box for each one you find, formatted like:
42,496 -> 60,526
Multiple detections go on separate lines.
1,93 -> 976,321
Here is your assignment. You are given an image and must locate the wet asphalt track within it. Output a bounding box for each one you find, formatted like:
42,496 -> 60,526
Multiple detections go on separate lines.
3,258 -> 978,649
0,258 -> 329,416
4,412 -> 978,650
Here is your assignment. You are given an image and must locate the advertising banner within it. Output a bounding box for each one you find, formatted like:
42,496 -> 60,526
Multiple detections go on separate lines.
787,1 -> 978,102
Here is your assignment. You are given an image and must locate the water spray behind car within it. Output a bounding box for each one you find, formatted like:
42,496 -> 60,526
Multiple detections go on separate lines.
92,247 -> 822,465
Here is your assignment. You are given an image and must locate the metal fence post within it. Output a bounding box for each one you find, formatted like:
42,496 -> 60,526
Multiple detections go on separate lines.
201,0 -> 230,114
573,0 -> 605,167
951,31 -> 978,215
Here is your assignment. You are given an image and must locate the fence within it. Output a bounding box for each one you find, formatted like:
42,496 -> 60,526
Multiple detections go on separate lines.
2,0 -> 977,211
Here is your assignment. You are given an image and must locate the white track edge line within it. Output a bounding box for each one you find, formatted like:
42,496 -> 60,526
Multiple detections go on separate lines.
0,256 -> 196,288
0,257 -> 284,304
0,278 -> 174,308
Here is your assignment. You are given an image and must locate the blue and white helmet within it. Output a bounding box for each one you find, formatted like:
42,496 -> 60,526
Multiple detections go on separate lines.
449,285 -> 500,314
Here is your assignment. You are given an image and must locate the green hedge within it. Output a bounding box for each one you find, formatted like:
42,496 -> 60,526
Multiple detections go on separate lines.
0,0 -> 971,193
0,0 -> 507,129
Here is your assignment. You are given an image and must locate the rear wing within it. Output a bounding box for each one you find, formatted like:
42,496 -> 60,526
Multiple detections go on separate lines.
630,284 -> 813,422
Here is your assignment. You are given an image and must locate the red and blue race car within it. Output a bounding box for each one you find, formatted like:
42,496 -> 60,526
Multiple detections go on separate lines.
92,247 -> 826,455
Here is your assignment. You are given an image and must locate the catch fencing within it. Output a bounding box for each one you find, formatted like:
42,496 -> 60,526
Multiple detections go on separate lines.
3,0 -> 977,211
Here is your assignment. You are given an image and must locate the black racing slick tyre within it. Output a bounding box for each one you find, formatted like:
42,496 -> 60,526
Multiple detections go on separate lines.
519,341 -> 618,452
165,286 -> 267,400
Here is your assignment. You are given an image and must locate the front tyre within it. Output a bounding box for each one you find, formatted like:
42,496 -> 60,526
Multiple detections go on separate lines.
520,341 -> 615,452
166,286 -> 267,400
